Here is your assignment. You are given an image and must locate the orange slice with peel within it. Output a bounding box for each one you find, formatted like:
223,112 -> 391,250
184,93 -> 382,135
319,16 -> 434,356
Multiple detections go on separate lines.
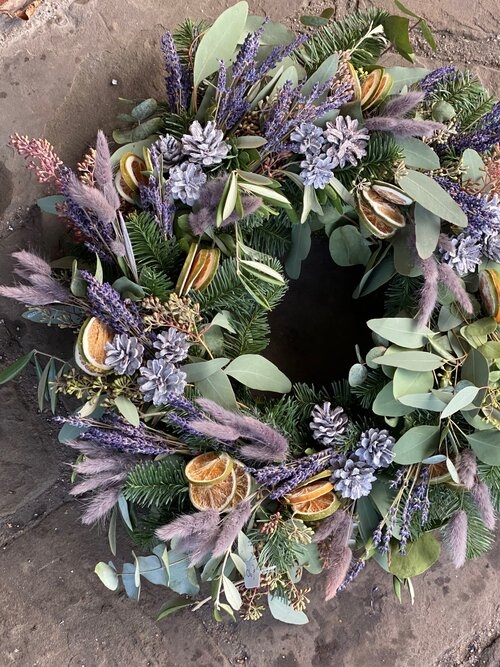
189,470 -> 237,511
225,461 -> 253,510
291,491 -> 340,522
185,452 -> 234,487
285,479 -> 334,505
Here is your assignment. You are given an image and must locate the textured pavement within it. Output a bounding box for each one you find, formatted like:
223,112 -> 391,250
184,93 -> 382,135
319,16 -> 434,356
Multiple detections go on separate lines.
1,1 -> 500,665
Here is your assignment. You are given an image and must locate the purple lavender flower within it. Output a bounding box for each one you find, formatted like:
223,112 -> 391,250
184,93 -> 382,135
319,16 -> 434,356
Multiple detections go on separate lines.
337,556 -> 366,592
269,449 -> 339,499
450,101 -> 500,153
439,233 -> 482,276
169,162 -> 207,206
299,154 -> 336,189
154,134 -> 182,167
138,358 -> 187,405
105,334 -> 144,375
140,147 -> 176,236
81,271 -> 144,335
181,121 -> 229,166
161,31 -> 191,111
420,65 -> 456,96
290,123 -> 325,156
332,459 -> 376,500
153,328 -> 190,363
324,116 -> 369,168
355,428 -> 395,469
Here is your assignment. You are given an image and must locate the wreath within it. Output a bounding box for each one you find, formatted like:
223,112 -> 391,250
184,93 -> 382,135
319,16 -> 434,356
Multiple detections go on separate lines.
1,2 -> 500,625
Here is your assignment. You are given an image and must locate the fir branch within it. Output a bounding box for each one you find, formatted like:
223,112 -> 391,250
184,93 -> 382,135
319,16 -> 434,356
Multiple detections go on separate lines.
243,215 -> 292,258
334,132 -> 403,189
123,455 -> 188,509
384,274 -> 421,317
297,8 -> 390,71
140,266 -> 173,301
126,211 -> 182,276
424,70 -> 492,130
350,368 -> 387,410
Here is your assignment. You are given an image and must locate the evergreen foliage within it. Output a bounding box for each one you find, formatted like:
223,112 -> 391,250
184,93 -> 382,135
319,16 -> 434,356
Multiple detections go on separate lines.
140,266 -> 173,301
123,455 -> 188,509
126,211 -> 182,278
242,214 -> 292,258
384,274 -> 421,317
297,8 -> 390,70
335,132 -> 403,188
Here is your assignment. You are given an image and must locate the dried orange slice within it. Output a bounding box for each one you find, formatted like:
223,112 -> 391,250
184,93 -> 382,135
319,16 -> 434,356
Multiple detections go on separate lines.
119,152 -> 148,191
285,479 -> 334,505
225,461 -> 253,510
291,491 -> 340,522
189,470 -> 237,511
185,452 -> 234,487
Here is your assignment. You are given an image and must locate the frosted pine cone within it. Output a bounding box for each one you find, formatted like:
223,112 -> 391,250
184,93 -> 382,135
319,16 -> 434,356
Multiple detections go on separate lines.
355,428 -> 395,469
324,115 -> 369,168
332,459 -> 376,500
310,402 -> 348,445
181,121 -> 229,166
153,327 -> 190,363
105,334 -> 144,375
155,134 -> 182,167
138,358 -> 186,405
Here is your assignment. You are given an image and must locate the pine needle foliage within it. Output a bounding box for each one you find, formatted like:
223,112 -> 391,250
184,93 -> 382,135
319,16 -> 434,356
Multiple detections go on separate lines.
251,395 -> 303,450
249,517 -> 313,571
140,266 -> 173,301
297,8 -> 390,71
384,274 -> 421,317
425,70 -> 493,131
243,215 -> 292,258
194,258 -> 287,356
350,368 -> 387,410
335,132 -> 403,188
126,211 -> 182,278
172,18 -> 206,70
123,455 -> 188,509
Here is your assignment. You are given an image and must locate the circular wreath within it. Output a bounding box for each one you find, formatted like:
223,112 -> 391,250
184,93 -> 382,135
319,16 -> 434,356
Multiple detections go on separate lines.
2,3 -> 500,625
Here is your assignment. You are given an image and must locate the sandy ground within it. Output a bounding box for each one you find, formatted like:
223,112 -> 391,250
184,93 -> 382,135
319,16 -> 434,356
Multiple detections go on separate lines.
1,0 -> 500,665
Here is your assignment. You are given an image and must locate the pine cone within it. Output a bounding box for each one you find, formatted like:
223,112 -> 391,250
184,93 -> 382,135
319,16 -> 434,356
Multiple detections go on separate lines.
310,402 -> 348,446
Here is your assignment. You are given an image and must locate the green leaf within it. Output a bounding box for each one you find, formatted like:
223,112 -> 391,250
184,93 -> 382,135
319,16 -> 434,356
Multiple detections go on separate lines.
467,430 -> 500,465
393,368 -> 434,399
348,363 -> 368,387
329,225 -> 371,266
285,221 -> 311,279
372,350 -> 443,371
112,277 -> 145,299
438,305 -> 464,332
157,598 -> 193,620
461,148 -> 485,184
0,351 -> 34,385
131,98 -> 158,121
385,66 -> 429,94
240,259 -> 285,285
37,194 -> 65,215
301,54 -> 339,97
396,137 -> 440,170
478,342 -> 500,360
446,457 -> 461,484
239,182 -> 291,207
193,2 -> 249,87
211,311 -> 236,334
414,204 -> 441,259
37,359 -> 53,412
183,357 -> 230,383
222,173 -> 238,221
244,16 -> 296,45
389,533 -> 440,578
108,507 -> 117,557
268,594 -> 309,625
397,171 -> 468,227
95,562 -> 119,591
114,395 -> 140,427
238,531 -> 254,561
300,14 -> 330,27
222,576 -> 242,610
230,553 -> 247,577
393,425 -> 441,464
440,386 -> 480,419
236,169 -> 274,186
382,15 -> 414,62
110,139 -> 154,166
418,19 -> 436,50
196,369 -> 237,410
398,393 -> 447,412
94,254 -> 103,284
225,354 -> 291,393
373,382 -> 415,417
367,318 -> 430,349
393,0 -> 420,18
70,260 -> 87,297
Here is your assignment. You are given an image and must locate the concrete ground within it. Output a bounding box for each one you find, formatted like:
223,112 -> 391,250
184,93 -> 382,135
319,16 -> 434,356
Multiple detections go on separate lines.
1,0 -> 500,665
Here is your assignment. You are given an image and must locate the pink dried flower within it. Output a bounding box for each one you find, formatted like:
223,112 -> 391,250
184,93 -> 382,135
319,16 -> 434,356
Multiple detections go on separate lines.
81,487 -> 121,525
9,133 -> 66,190
471,481 -> 496,530
94,130 -> 120,210
364,117 -> 444,138
156,510 -> 220,565
11,250 -> 52,279
416,255 -> 439,326
67,173 -> 117,224
381,92 -> 425,118
212,500 -> 253,558
324,547 -> 352,601
457,449 -> 477,490
437,262 -> 474,315
188,420 -> 241,441
443,510 -> 468,568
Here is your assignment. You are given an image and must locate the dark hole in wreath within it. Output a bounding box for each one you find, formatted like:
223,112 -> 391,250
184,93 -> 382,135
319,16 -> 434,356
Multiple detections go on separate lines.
266,235 -> 384,385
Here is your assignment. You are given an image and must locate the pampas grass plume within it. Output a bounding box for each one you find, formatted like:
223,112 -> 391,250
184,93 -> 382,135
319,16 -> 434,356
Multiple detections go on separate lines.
471,481 -> 496,530
457,449 -> 477,490
212,500 -> 252,558
444,510 -> 468,568
324,547 -> 352,601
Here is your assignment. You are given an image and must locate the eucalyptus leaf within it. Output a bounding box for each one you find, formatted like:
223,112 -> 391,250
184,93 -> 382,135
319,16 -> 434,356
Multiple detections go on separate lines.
372,350 -> 443,371
237,531 -> 254,561
211,311 -> 236,333
367,318 -> 430,349
268,594 -> 309,625
396,137 -> 440,170
194,2 -> 249,86
285,221 -> 311,279
398,392 -> 447,412
438,305 -> 464,332
112,277 -> 145,299
385,66 -> 429,94
94,562 -> 119,591
37,194 -> 65,215
467,430 -> 500,465
373,382 -> 415,417
478,342 -> 500,360
167,550 -> 200,596
225,354 -> 291,393
196,369 -> 237,410
222,576 -> 242,610
114,395 -> 140,427
234,136 -> 268,149
329,225 -> 371,266
393,368 -> 434,399
461,149 -> 485,184
183,357 -> 230,383
397,170 -> 468,227
118,492 -> 133,530
446,457 -> 461,484
122,562 -> 140,600
348,363 -> 368,387
389,533 -> 440,578
414,204 -> 441,259
440,386 -> 480,419
393,425 -> 441,464
131,98 -> 157,121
